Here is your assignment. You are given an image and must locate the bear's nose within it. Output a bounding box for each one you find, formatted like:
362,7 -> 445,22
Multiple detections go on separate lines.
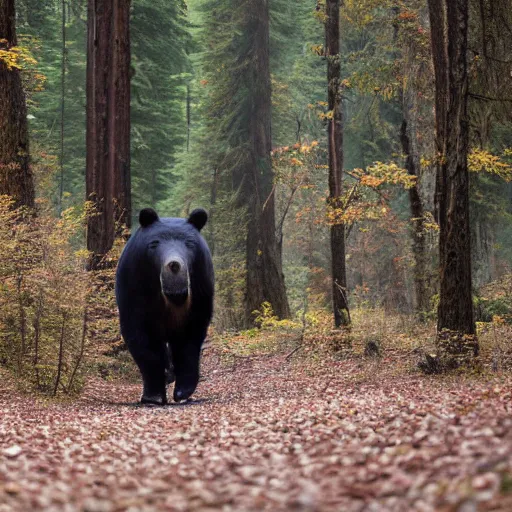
168,261 -> 181,274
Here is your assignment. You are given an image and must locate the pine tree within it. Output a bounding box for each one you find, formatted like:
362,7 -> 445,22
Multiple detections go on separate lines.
130,0 -> 191,217
19,0 -> 87,209
198,0 -> 290,324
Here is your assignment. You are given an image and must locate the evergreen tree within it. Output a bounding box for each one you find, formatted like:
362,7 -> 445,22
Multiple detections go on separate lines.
19,0 -> 191,221
130,0 -> 191,218
198,0 -> 290,324
19,0 -> 87,208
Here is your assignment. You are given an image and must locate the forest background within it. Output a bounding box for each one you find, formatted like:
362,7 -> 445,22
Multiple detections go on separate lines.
0,0 -> 512,394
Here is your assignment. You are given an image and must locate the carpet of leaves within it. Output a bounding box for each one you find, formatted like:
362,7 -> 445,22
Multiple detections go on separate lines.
1,349 -> 512,511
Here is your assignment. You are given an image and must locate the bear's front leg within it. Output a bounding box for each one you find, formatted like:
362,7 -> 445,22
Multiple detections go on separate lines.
171,336 -> 203,402
164,342 -> 176,385
141,370 -> 167,406
125,333 -> 168,405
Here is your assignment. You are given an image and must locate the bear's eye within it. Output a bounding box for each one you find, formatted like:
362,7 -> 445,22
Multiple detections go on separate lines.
148,240 -> 160,250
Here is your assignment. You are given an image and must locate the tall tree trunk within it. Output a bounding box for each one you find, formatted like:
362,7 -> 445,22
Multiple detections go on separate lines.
243,0 -> 290,324
326,0 -> 349,327
0,0 -> 35,208
111,0 -> 131,230
400,115 -> 429,313
209,167 -> 219,257
86,0 -> 114,265
398,7 -> 433,316
186,83 -> 191,152
427,0 -> 448,238
427,0 -> 476,361
58,0 -> 66,214
86,0 -> 131,268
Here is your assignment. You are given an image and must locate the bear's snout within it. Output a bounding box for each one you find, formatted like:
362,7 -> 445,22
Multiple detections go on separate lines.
161,255 -> 189,297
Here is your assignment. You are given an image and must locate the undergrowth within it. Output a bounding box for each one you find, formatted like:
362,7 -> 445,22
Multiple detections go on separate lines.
209,298 -> 512,376
0,196 -> 88,395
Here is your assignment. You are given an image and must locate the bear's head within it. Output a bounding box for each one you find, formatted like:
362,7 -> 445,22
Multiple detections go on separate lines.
139,207 -> 208,311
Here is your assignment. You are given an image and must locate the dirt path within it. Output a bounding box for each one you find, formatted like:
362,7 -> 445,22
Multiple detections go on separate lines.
1,352 -> 511,511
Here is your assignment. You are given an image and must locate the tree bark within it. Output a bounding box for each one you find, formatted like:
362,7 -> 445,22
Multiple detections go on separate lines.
326,0 -> 349,327
0,0 -> 35,208
400,116 -> 429,313
111,0 -> 131,230
428,0 -> 476,340
86,0 -> 131,268
427,0 -> 448,237
243,0 -> 290,323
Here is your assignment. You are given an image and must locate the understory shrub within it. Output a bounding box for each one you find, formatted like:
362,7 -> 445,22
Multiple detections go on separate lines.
0,196 -> 88,395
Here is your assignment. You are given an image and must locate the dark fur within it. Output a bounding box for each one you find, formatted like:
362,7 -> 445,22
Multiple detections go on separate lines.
115,209 -> 214,404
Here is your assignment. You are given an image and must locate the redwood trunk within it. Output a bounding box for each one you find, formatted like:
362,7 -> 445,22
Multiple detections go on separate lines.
326,0 -> 349,327
0,0 -> 35,208
111,0 -> 131,230
244,0 -> 290,323
86,0 -> 131,268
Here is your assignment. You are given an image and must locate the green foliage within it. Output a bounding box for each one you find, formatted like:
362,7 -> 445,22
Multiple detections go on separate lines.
131,0 -> 192,217
19,0 -> 192,217
10,0 -> 512,345
474,297 -> 512,324
20,1 -> 87,209
476,274 -> 512,324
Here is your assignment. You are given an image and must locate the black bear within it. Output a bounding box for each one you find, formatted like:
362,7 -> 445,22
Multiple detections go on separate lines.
115,208 -> 214,405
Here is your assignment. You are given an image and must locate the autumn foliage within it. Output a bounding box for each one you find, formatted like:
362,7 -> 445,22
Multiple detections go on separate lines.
0,197 -> 88,395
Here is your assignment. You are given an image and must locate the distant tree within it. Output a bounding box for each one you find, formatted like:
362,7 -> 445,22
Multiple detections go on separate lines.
58,0 -> 66,213
325,0 -> 349,327
198,0 -> 290,325
241,0 -> 290,323
397,4 -> 433,315
17,0 -> 88,211
0,0 -> 35,208
428,0 -> 476,342
467,0 -> 512,287
86,0 -> 131,268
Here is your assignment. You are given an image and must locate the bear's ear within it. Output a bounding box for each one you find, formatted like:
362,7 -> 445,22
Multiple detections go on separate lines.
139,208 -> 159,228
187,208 -> 208,231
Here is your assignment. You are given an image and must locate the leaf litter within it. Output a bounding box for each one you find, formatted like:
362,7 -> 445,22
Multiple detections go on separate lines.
0,348 -> 511,511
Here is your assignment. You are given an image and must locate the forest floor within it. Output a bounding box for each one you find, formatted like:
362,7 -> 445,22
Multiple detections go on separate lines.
1,339 -> 512,512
